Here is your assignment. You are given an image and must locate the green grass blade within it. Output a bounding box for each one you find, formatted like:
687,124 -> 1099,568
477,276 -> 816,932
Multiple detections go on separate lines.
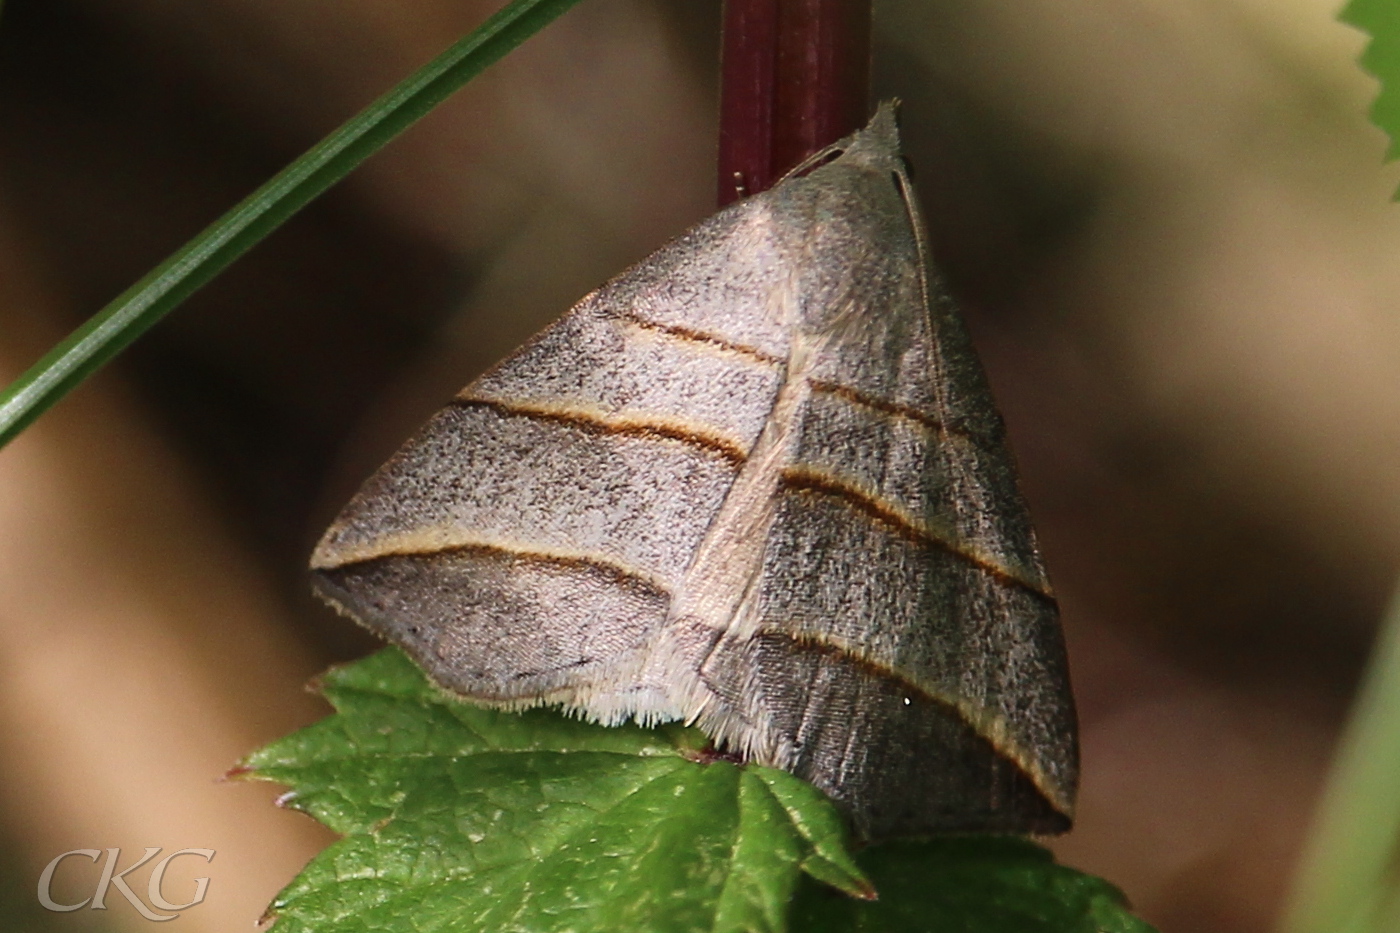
0,0 -> 583,448
1281,583 -> 1400,933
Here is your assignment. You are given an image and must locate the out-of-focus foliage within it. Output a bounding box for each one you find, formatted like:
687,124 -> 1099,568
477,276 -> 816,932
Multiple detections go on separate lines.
1282,589 -> 1400,933
0,0 -> 582,448
0,844 -> 112,933
1276,12 -> 1400,933
1345,0 -> 1400,167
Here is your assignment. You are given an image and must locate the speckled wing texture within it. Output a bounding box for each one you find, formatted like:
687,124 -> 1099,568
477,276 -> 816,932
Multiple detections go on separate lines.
311,103 -> 1078,841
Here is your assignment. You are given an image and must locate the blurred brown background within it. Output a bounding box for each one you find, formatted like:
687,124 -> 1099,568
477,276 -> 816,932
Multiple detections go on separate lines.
0,1 -> 1397,931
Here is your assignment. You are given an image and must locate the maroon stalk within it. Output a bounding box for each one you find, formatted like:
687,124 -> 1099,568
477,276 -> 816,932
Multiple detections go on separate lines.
717,0 -> 872,206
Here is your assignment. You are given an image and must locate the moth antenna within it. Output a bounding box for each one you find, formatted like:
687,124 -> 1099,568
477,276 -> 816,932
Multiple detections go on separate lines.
780,146 -> 846,182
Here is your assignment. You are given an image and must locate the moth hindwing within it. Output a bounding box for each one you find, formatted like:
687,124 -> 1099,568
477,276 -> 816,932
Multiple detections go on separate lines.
312,102 -> 1078,842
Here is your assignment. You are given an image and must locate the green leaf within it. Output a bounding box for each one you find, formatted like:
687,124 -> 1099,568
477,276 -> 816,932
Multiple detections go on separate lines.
1344,0 -> 1400,164
792,836 -> 1156,933
246,649 -> 1157,933
0,0 -> 583,449
242,649 -> 871,933
1281,585 -> 1400,933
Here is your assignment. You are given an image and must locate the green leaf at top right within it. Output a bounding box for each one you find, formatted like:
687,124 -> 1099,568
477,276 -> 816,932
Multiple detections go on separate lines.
1344,0 -> 1400,166
791,836 -> 1157,933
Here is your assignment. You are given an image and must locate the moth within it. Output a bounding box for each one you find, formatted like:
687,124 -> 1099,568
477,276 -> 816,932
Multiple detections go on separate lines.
311,103 -> 1078,842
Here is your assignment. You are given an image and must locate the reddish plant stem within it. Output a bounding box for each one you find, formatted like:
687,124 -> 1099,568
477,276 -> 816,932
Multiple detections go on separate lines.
717,0 -> 872,206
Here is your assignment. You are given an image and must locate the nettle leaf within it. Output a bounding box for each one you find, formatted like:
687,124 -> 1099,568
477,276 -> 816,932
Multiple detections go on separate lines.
1344,0 -> 1400,165
242,649 -> 871,933
244,649 -> 1157,933
793,837 -> 1156,933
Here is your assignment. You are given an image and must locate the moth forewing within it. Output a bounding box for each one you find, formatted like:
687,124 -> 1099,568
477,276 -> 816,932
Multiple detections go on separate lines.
311,102 -> 1078,841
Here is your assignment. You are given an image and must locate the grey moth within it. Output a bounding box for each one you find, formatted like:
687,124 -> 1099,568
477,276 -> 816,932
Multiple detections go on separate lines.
311,103 -> 1078,842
